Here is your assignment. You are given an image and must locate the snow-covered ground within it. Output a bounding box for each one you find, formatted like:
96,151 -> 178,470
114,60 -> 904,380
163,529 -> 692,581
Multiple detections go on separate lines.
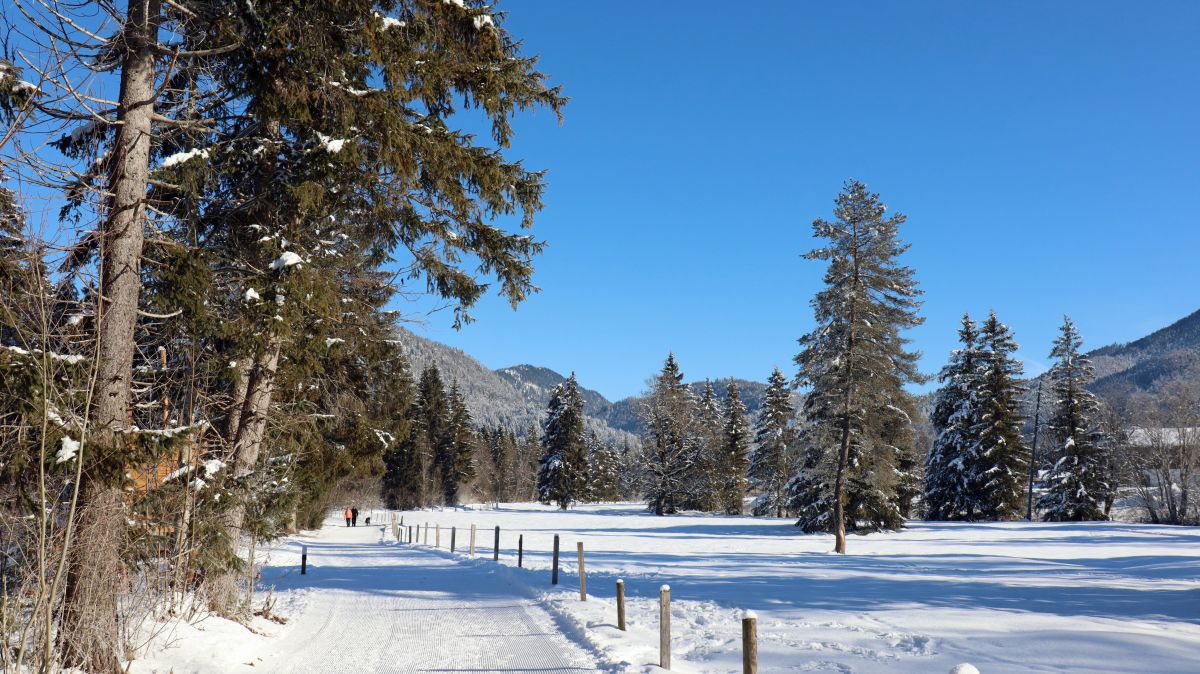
130,503 -> 1200,673
385,503 -> 1200,674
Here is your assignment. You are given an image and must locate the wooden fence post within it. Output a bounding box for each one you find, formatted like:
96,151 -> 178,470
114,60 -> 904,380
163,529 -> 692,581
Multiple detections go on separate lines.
301,545 -> 307,575
424,523 -> 429,544
660,584 -> 671,670
469,524 -> 476,557
577,542 -> 587,601
518,534 -> 524,567
493,526 -> 500,561
616,579 -> 626,631
551,534 -> 560,585
742,610 -> 757,674
436,524 -> 440,548
451,526 -> 456,553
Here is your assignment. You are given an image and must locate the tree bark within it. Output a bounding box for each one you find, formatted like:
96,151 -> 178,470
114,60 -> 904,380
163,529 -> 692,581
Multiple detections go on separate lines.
211,339 -> 281,612
60,2 -> 160,670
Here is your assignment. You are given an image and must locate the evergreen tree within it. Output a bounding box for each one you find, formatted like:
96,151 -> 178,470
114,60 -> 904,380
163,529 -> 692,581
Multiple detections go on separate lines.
969,312 -> 1028,520
792,180 -> 924,553
720,381 -> 751,515
536,374 -> 588,508
437,381 -> 477,505
640,354 -> 695,515
924,314 -> 982,520
586,433 -> 621,502
688,380 -> 725,511
749,368 -> 796,517
616,437 -> 643,500
1038,317 -> 1111,521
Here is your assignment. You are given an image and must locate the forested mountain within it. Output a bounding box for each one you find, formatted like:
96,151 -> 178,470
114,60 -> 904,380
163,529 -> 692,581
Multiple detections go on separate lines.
496,364 -> 611,417
597,378 -> 789,435
393,328 -> 636,445
1087,309 -> 1200,413
396,328 -> 792,438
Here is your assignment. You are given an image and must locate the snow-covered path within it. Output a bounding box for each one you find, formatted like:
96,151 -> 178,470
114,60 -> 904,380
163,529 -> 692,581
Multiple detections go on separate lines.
259,521 -> 602,674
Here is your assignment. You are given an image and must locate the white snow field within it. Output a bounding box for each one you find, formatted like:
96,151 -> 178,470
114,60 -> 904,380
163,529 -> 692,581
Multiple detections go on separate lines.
131,503 -> 1200,674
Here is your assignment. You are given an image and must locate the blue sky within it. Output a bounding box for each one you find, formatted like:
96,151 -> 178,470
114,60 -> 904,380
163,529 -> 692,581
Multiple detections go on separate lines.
405,1 -> 1200,401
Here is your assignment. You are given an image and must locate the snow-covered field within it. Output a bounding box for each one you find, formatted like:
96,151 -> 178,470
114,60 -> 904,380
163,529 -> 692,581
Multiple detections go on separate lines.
132,503 -> 1200,673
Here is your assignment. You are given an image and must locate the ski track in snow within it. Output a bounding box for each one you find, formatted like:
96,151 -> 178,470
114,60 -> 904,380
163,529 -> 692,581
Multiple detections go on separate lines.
258,522 -> 602,674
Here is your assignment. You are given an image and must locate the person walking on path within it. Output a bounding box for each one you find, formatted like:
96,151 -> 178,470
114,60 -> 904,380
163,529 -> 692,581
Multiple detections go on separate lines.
351,507 -> 359,527
344,507 -> 353,527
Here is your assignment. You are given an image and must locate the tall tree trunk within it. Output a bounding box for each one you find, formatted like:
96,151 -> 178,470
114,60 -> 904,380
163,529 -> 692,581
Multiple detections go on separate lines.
60,2 -> 160,670
211,339 -> 281,612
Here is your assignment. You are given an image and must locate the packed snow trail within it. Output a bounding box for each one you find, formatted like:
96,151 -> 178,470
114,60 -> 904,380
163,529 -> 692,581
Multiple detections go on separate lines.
260,519 -> 602,673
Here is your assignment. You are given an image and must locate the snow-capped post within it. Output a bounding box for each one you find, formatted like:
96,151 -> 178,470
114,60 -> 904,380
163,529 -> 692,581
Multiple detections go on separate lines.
301,545 -> 307,575
469,524 -> 477,557
742,610 -> 757,674
518,534 -> 524,567
950,665 -> 980,674
451,527 -> 457,553
493,526 -> 500,561
552,534 -> 560,584
660,584 -> 672,670
577,542 -> 587,601
616,579 -> 626,630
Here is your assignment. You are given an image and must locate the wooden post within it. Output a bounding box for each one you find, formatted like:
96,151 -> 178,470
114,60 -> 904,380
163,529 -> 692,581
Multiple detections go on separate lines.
436,523 -> 441,547
742,610 -> 758,674
469,524 -> 476,557
551,534 -> 560,585
424,523 -> 429,544
518,534 -> 524,567
451,526 -> 456,553
660,584 -> 671,670
577,542 -> 587,601
400,515 -> 404,526
493,526 -> 500,561
301,545 -> 307,575
616,579 -> 626,631
392,519 -> 398,541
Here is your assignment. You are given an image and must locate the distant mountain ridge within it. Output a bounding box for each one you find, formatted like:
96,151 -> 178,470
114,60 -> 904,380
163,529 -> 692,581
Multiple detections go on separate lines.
1087,309 -> 1200,412
395,328 -> 783,440
393,327 -> 637,446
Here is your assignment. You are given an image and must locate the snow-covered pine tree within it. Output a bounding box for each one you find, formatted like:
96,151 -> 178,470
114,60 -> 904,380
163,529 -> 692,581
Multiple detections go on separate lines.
616,437 -> 643,501
688,380 -> 725,511
413,366 -> 451,503
1038,317 -> 1111,521
536,374 -> 588,509
924,314 -> 982,520
793,180 -> 924,553
640,354 -> 696,515
587,434 -> 622,502
720,381 -> 751,515
516,424 -> 542,500
438,381 -> 477,505
968,312 -> 1028,520
749,368 -> 796,517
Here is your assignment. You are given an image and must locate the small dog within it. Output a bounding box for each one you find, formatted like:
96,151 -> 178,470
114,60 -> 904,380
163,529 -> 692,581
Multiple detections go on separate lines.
364,516 -> 371,525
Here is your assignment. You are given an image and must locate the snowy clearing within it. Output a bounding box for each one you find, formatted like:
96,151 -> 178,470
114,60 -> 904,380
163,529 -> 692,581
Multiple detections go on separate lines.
132,504 -> 1200,673
384,503 -> 1200,674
